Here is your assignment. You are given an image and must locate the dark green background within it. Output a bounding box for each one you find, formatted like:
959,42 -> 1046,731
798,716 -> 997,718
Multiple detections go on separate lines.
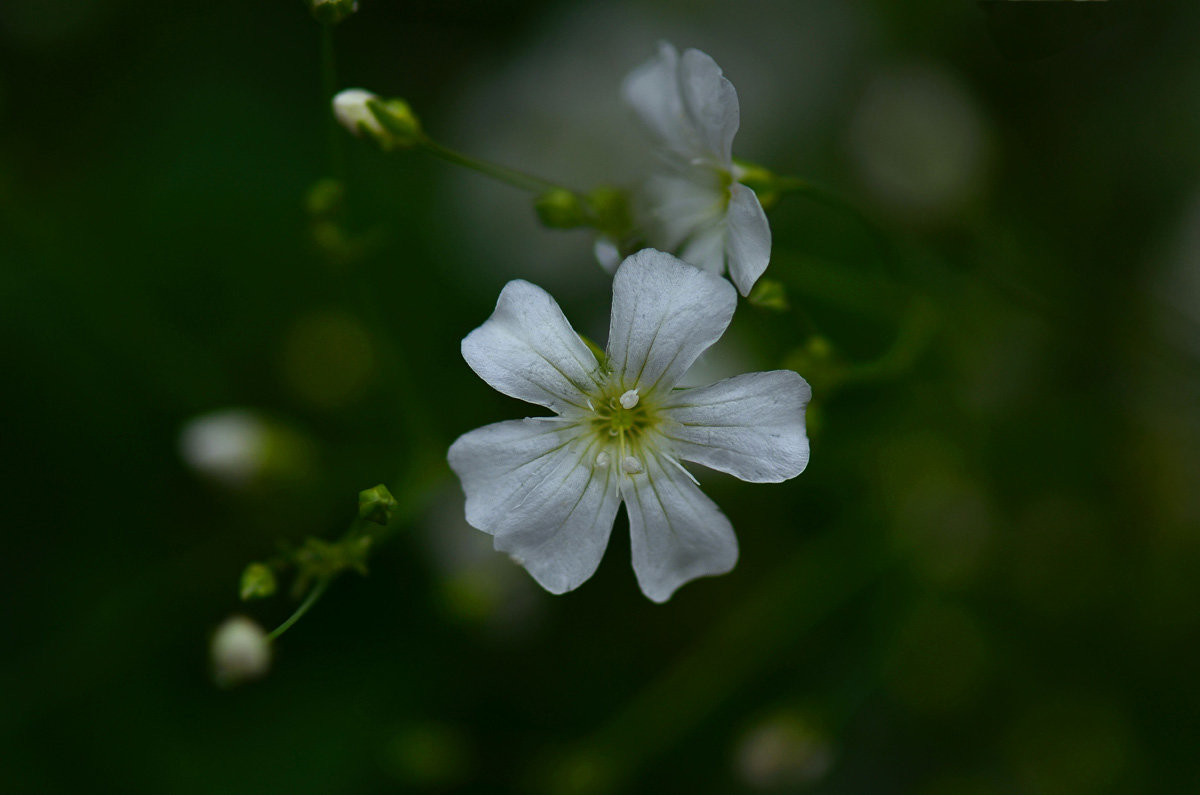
4,1 -> 1199,792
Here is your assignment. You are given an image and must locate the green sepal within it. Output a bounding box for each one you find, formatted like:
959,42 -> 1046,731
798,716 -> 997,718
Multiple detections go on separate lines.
358,483 -> 399,526
365,98 -> 423,149
747,278 -> 789,311
239,563 -> 277,601
534,189 -> 588,229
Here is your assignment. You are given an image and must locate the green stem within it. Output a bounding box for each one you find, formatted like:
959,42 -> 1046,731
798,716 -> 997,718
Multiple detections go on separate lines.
320,25 -> 346,180
418,138 -> 567,194
267,577 -> 331,642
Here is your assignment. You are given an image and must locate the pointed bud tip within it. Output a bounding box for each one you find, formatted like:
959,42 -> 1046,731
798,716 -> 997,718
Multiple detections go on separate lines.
358,483 -> 399,525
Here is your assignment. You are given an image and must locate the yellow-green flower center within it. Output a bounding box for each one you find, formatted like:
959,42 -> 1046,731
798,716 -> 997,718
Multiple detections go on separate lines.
584,385 -> 663,473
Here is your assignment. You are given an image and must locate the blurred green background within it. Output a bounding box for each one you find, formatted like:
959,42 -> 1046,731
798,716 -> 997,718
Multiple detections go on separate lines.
4,0 -> 1200,792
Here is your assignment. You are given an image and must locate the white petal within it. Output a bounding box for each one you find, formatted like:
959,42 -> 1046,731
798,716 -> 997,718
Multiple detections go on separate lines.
448,419 -> 622,594
594,235 -> 622,273
679,221 -> 728,276
606,249 -> 737,396
622,451 -> 738,602
462,280 -> 600,414
661,370 -> 811,483
724,184 -> 772,296
678,48 -> 740,167
623,42 -> 706,161
642,174 -> 725,252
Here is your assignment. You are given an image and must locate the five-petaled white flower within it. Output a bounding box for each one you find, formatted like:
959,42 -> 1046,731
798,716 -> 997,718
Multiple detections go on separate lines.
448,249 -> 810,602
621,42 -> 772,297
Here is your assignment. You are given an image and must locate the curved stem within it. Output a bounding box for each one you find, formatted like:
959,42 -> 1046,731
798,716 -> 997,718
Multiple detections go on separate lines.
267,577 -> 331,642
418,139 -> 569,194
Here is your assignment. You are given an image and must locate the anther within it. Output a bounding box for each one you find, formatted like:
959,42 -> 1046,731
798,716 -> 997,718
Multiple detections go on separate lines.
595,451 -> 610,468
621,455 -> 644,475
619,389 -> 640,410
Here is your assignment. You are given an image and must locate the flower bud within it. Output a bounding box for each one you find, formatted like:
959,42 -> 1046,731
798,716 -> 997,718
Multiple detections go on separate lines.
584,186 -> 632,236
310,0 -> 358,26
239,563 -> 277,601
333,89 -> 386,140
747,278 -> 789,311
211,616 -> 271,687
358,483 -> 399,526
534,189 -> 587,229
365,97 -> 423,149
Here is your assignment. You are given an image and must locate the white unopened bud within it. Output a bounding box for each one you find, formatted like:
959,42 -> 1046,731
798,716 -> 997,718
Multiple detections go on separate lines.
332,89 -> 384,139
211,616 -> 271,687
619,389 -> 640,409
621,455 -> 644,475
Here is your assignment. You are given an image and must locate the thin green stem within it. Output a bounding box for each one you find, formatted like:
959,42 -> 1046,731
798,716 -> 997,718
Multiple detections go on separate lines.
267,576 -> 331,642
320,25 -> 346,180
418,138 -> 568,194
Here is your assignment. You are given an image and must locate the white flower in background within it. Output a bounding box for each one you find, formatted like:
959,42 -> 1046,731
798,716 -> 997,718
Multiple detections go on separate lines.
622,42 -> 772,296
332,88 -> 384,139
211,616 -> 271,687
179,409 -> 270,487
448,249 -> 810,602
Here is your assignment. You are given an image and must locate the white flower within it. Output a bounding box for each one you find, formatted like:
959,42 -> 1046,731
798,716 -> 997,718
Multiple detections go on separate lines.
179,409 -> 270,487
332,88 -> 384,139
211,616 -> 271,687
448,249 -> 810,602
622,42 -> 772,297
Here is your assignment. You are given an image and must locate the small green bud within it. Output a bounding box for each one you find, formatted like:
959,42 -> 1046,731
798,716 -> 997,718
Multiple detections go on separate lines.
305,178 -> 346,218
733,160 -> 781,210
747,279 -> 789,311
534,189 -> 588,229
585,186 -> 632,236
239,563 -> 277,601
310,0 -> 358,26
366,98 -> 423,149
358,483 -> 398,526
806,335 -> 832,360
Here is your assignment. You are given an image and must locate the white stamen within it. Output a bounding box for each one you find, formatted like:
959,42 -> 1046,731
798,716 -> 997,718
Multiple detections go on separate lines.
621,455 -> 644,475
595,451 -> 610,468
664,453 -> 700,486
619,389 -> 640,409
586,398 -> 596,411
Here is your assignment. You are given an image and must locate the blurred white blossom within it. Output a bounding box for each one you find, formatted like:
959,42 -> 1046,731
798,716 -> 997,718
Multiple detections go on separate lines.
179,410 -> 271,487
332,88 -> 384,139
448,249 -> 810,602
624,42 -> 772,296
735,712 -> 833,789
210,616 -> 271,687
849,64 -> 990,221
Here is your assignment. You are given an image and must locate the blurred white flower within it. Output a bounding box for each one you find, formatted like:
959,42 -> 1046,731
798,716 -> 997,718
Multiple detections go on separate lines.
210,616 -> 271,687
179,409 -> 270,487
848,64 -> 990,221
623,43 -> 772,296
448,249 -> 810,602
179,408 -> 313,489
332,88 -> 384,139
735,712 -> 833,789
